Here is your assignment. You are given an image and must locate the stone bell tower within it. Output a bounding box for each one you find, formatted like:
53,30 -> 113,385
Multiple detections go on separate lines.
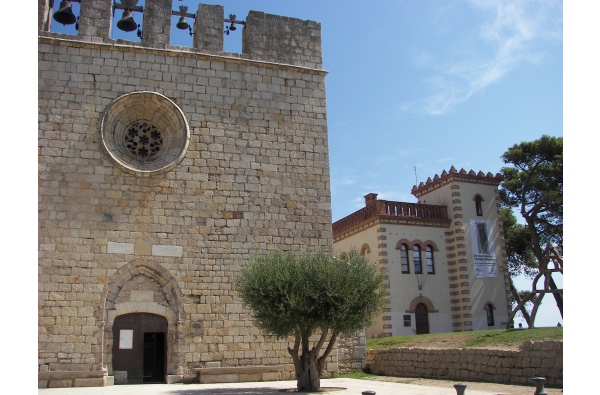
39,0 -> 332,388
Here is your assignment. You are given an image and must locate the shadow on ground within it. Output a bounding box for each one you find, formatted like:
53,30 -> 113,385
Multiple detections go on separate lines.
166,386 -> 346,394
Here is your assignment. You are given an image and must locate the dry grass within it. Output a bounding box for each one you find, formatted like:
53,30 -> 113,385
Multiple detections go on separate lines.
367,327 -> 563,350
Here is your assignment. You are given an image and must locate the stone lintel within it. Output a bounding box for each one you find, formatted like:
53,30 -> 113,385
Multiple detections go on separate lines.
107,242 -> 134,254
152,244 -> 183,257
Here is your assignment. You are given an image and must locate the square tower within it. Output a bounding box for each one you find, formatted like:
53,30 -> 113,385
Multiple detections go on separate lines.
38,0 -> 332,388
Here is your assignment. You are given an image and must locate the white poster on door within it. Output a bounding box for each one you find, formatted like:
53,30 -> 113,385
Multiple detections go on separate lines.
470,220 -> 497,278
119,329 -> 133,349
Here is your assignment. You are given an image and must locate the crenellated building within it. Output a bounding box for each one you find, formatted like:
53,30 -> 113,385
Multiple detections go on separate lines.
333,167 -> 512,339
38,0 -> 333,388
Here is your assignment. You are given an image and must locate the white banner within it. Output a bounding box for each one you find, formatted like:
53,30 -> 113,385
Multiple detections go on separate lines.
470,220 -> 497,278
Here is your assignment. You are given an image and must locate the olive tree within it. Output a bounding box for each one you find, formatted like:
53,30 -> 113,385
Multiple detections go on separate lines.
236,249 -> 385,391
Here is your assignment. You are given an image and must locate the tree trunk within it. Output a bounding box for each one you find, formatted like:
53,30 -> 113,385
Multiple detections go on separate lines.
547,275 -> 563,318
523,208 -> 563,321
288,329 -> 338,392
296,352 -> 320,391
509,279 -> 532,327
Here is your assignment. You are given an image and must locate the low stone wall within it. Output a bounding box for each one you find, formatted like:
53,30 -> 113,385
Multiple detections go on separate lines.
192,365 -> 283,384
366,341 -> 562,387
38,370 -> 112,388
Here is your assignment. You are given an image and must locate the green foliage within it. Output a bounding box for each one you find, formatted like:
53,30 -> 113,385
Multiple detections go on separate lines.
500,135 -> 563,250
500,207 -> 537,278
367,327 -> 562,350
236,249 -> 386,338
499,135 -> 563,323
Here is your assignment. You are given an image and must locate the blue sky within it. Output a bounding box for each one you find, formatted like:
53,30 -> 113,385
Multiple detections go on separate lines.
45,1 -> 563,326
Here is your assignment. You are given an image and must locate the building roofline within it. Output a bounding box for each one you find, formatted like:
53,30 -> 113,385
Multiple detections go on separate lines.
332,195 -> 450,240
411,166 -> 502,199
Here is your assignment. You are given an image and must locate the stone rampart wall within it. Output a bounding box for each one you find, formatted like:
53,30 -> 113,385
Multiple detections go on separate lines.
366,341 -> 562,387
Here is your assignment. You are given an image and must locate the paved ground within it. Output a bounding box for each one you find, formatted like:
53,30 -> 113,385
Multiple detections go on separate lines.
38,377 -> 563,395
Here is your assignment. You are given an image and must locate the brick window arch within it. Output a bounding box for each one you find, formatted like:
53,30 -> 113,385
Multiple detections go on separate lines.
360,243 -> 371,255
407,295 -> 436,313
422,240 -> 439,251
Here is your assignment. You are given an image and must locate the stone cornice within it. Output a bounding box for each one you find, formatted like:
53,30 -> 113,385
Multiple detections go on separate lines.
38,35 -> 328,75
333,215 -> 450,243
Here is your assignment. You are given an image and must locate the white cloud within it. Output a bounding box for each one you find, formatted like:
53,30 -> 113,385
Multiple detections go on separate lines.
406,0 -> 562,116
374,148 -> 417,165
330,175 -> 357,195
335,176 -> 357,187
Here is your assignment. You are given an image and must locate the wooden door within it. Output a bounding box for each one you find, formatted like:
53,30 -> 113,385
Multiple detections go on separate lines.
112,313 -> 167,384
415,303 -> 430,334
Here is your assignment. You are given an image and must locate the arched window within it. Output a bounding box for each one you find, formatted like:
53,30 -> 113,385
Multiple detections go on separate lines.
425,245 -> 435,274
413,245 -> 422,274
400,244 -> 409,274
486,303 -> 495,326
475,195 -> 484,216
360,243 -> 371,256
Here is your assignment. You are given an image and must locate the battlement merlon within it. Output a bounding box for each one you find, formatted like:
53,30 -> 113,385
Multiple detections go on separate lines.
243,11 -> 323,70
411,166 -> 503,199
38,1 -> 323,70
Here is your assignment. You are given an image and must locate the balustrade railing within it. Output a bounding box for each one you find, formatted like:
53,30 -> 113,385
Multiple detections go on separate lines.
333,200 -> 448,235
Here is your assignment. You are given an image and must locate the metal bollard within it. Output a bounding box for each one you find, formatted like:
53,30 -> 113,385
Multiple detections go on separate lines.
532,377 -> 548,395
361,391 -> 376,395
453,383 -> 467,395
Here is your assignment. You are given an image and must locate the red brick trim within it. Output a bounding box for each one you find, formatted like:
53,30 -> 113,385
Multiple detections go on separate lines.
394,239 -> 411,249
407,295 -> 436,313
360,243 -> 371,255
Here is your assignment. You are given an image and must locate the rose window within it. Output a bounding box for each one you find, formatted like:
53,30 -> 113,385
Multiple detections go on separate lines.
100,91 -> 190,174
124,121 -> 163,160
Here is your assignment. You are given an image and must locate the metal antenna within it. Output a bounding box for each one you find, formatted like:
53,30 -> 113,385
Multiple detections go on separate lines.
413,165 -> 418,185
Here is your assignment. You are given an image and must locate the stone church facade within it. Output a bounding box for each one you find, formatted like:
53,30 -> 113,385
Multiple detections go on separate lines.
38,1 -> 334,388
333,167 -> 512,339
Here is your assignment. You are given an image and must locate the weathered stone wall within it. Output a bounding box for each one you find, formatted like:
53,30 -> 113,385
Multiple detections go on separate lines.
366,341 -> 563,387
337,331 -> 367,374
38,0 -> 332,388
243,11 -> 322,69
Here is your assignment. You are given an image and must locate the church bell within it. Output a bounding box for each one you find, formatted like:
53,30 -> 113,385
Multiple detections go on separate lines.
117,9 -> 138,32
176,16 -> 189,30
53,0 -> 77,25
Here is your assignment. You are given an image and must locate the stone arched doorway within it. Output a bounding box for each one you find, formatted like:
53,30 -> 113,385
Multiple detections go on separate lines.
407,296 -> 436,335
112,313 -> 168,384
96,259 -> 185,382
